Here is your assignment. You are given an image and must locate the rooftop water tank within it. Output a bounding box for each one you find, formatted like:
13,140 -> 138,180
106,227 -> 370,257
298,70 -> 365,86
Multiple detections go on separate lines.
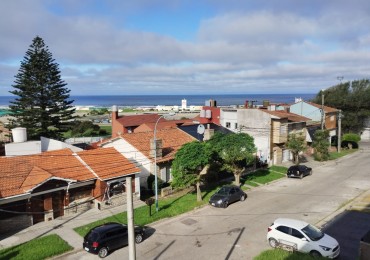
205,110 -> 212,118
200,110 -> 206,118
12,127 -> 27,143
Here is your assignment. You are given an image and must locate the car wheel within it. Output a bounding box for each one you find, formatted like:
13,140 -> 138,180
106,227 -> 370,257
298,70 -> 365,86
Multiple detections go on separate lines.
240,194 -> 246,201
268,238 -> 279,248
223,201 -> 228,208
309,170 -> 312,176
299,173 -> 303,179
310,250 -> 322,258
98,247 -> 109,258
135,233 -> 143,244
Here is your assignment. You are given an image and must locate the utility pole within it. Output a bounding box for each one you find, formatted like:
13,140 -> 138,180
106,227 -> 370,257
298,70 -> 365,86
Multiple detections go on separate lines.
338,110 -> 342,152
126,176 -> 136,260
321,89 -> 325,130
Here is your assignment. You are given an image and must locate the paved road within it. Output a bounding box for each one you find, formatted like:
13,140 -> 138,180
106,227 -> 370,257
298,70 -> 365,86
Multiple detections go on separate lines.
64,144 -> 370,260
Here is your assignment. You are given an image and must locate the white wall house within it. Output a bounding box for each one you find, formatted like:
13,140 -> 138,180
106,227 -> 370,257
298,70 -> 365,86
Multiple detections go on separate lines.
220,108 -> 271,164
99,138 -> 146,197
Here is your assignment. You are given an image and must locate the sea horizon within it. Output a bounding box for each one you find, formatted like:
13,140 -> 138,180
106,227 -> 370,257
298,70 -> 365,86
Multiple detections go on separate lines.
0,93 -> 316,109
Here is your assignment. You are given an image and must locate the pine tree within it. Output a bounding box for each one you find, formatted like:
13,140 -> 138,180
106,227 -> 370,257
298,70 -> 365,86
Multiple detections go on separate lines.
9,36 -> 75,140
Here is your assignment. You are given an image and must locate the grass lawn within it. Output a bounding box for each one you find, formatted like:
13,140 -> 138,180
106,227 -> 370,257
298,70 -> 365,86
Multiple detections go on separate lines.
0,234 -> 73,260
242,167 -> 286,185
254,248 -> 326,260
99,125 -> 112,135
329,148 -> 358,160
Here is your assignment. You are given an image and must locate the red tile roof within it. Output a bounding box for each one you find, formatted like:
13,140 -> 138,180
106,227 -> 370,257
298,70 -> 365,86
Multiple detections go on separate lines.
0,147 -> 139,198
77,147 -> 140,181
116,114 -> 163,127
121,128 -> 196,163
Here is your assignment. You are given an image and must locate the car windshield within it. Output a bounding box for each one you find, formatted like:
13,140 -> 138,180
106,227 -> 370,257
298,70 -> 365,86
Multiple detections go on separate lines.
301,224 -> 324,241
217,187 -> 230,195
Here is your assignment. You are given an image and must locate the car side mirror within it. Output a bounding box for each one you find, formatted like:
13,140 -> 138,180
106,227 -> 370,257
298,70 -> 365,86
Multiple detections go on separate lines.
301,237 -> 308,242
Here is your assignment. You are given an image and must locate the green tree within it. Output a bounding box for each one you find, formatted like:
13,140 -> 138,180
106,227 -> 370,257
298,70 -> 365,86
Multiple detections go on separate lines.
286,132 -> 306,165
312,79 -> 370,133
70,121 -> 100,137
212,133 -> 256,186
312,130 -> 330,161
171,141 -> 210,201
8,36 -> 75,140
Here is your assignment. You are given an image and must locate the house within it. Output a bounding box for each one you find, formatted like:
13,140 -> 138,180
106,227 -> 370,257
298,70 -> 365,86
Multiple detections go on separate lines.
220,106 -> 310,165
0,147 -> 140,234
111,105 -> 164,137
290,101 -> 339,141
98,128 -> 196,187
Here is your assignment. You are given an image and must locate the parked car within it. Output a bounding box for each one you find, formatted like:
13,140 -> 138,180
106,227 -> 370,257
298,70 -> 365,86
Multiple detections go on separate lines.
209,185 -> 247,208
287,165 -> 312,179
83,222 -> 145,258
267,218 -> 340,258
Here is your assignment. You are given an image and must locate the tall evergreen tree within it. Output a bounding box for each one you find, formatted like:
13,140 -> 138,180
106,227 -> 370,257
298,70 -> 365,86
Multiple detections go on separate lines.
9,36 -> 75,140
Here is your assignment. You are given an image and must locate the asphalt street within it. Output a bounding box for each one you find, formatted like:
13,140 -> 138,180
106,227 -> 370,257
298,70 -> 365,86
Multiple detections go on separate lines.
61,143 -> 370,260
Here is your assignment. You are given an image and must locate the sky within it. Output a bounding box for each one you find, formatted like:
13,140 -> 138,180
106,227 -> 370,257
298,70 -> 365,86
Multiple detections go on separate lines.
1,0 -> 370,96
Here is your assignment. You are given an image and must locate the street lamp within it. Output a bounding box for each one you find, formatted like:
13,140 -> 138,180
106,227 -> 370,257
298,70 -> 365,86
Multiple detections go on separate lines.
154,112 -> 175,212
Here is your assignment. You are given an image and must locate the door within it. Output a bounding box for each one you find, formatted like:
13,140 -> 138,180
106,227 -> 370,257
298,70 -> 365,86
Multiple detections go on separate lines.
31,196 -> 44,224
53,191 -> 64,219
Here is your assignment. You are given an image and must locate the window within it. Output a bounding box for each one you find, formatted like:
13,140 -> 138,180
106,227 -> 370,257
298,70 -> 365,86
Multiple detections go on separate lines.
330,115 -> 335,121
235,123 -> 238,129
277,226 -> 290,234
226,122 -> 231,128
291,228 -> 304,239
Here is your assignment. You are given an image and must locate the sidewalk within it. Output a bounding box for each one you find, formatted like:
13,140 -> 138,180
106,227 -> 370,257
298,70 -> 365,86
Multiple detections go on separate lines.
0,200 -> 145,254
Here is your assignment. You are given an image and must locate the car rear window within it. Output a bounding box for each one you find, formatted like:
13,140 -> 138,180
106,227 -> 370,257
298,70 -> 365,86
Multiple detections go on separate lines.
86,231 -> 100,241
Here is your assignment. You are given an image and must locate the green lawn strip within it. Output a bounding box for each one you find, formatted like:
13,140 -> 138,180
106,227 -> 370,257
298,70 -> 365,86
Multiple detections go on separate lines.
0,234 -> 73,260
244,181 -> 259,187
244,169 -> 285,185
254,248 -> 326,260
268,165 -> 288,174
329,148 -> 358,160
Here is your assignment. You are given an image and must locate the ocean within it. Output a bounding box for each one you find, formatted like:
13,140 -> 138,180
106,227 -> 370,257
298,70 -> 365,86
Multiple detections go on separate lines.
0,94 -> 315,110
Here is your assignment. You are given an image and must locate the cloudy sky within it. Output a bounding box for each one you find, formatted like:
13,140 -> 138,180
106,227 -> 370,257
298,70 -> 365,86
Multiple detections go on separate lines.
1,0 -> 369,96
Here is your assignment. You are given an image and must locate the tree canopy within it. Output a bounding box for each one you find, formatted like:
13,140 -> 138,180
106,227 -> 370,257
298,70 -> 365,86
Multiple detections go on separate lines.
8,36 -> 75,140
312,79 -> 370,133
207,132 -> 256,186
171,141 -> 210,201
286,132 -> 306,165
312,129 -> 330,161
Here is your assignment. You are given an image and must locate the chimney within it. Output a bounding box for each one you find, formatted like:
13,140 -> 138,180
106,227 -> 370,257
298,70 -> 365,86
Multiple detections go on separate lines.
203,124 -> 214,141
150,138 -> 163,159
112,105 -> 118,121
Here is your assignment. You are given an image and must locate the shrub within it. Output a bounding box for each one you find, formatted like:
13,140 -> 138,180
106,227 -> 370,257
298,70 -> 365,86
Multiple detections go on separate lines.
342,133 -> 361,142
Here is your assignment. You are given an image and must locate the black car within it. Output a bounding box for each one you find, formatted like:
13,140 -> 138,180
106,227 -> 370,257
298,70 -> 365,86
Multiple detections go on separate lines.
83,222 -> 145,258
287,165 -> 312,179
209,185 -> 247,208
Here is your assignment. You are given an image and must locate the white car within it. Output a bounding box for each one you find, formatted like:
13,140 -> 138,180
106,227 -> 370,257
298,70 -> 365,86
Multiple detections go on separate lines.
267,218 -> 340,258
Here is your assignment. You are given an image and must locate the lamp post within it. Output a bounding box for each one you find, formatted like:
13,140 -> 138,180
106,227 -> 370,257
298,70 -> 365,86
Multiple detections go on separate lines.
154,112 -> 175,212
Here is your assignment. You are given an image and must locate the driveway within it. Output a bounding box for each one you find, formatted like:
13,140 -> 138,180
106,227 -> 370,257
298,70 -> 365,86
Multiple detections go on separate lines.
63,144 -> 370,260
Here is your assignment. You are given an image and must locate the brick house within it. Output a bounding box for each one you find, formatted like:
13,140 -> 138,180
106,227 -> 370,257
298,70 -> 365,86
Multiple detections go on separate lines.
0,147 -> 140,234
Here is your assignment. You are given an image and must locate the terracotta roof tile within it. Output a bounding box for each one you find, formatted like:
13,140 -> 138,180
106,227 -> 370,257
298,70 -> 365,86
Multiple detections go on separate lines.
116,114 -> 162,127
77,147 -> 140,181
0,147 -> 139,198
122,128 -> 196,163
